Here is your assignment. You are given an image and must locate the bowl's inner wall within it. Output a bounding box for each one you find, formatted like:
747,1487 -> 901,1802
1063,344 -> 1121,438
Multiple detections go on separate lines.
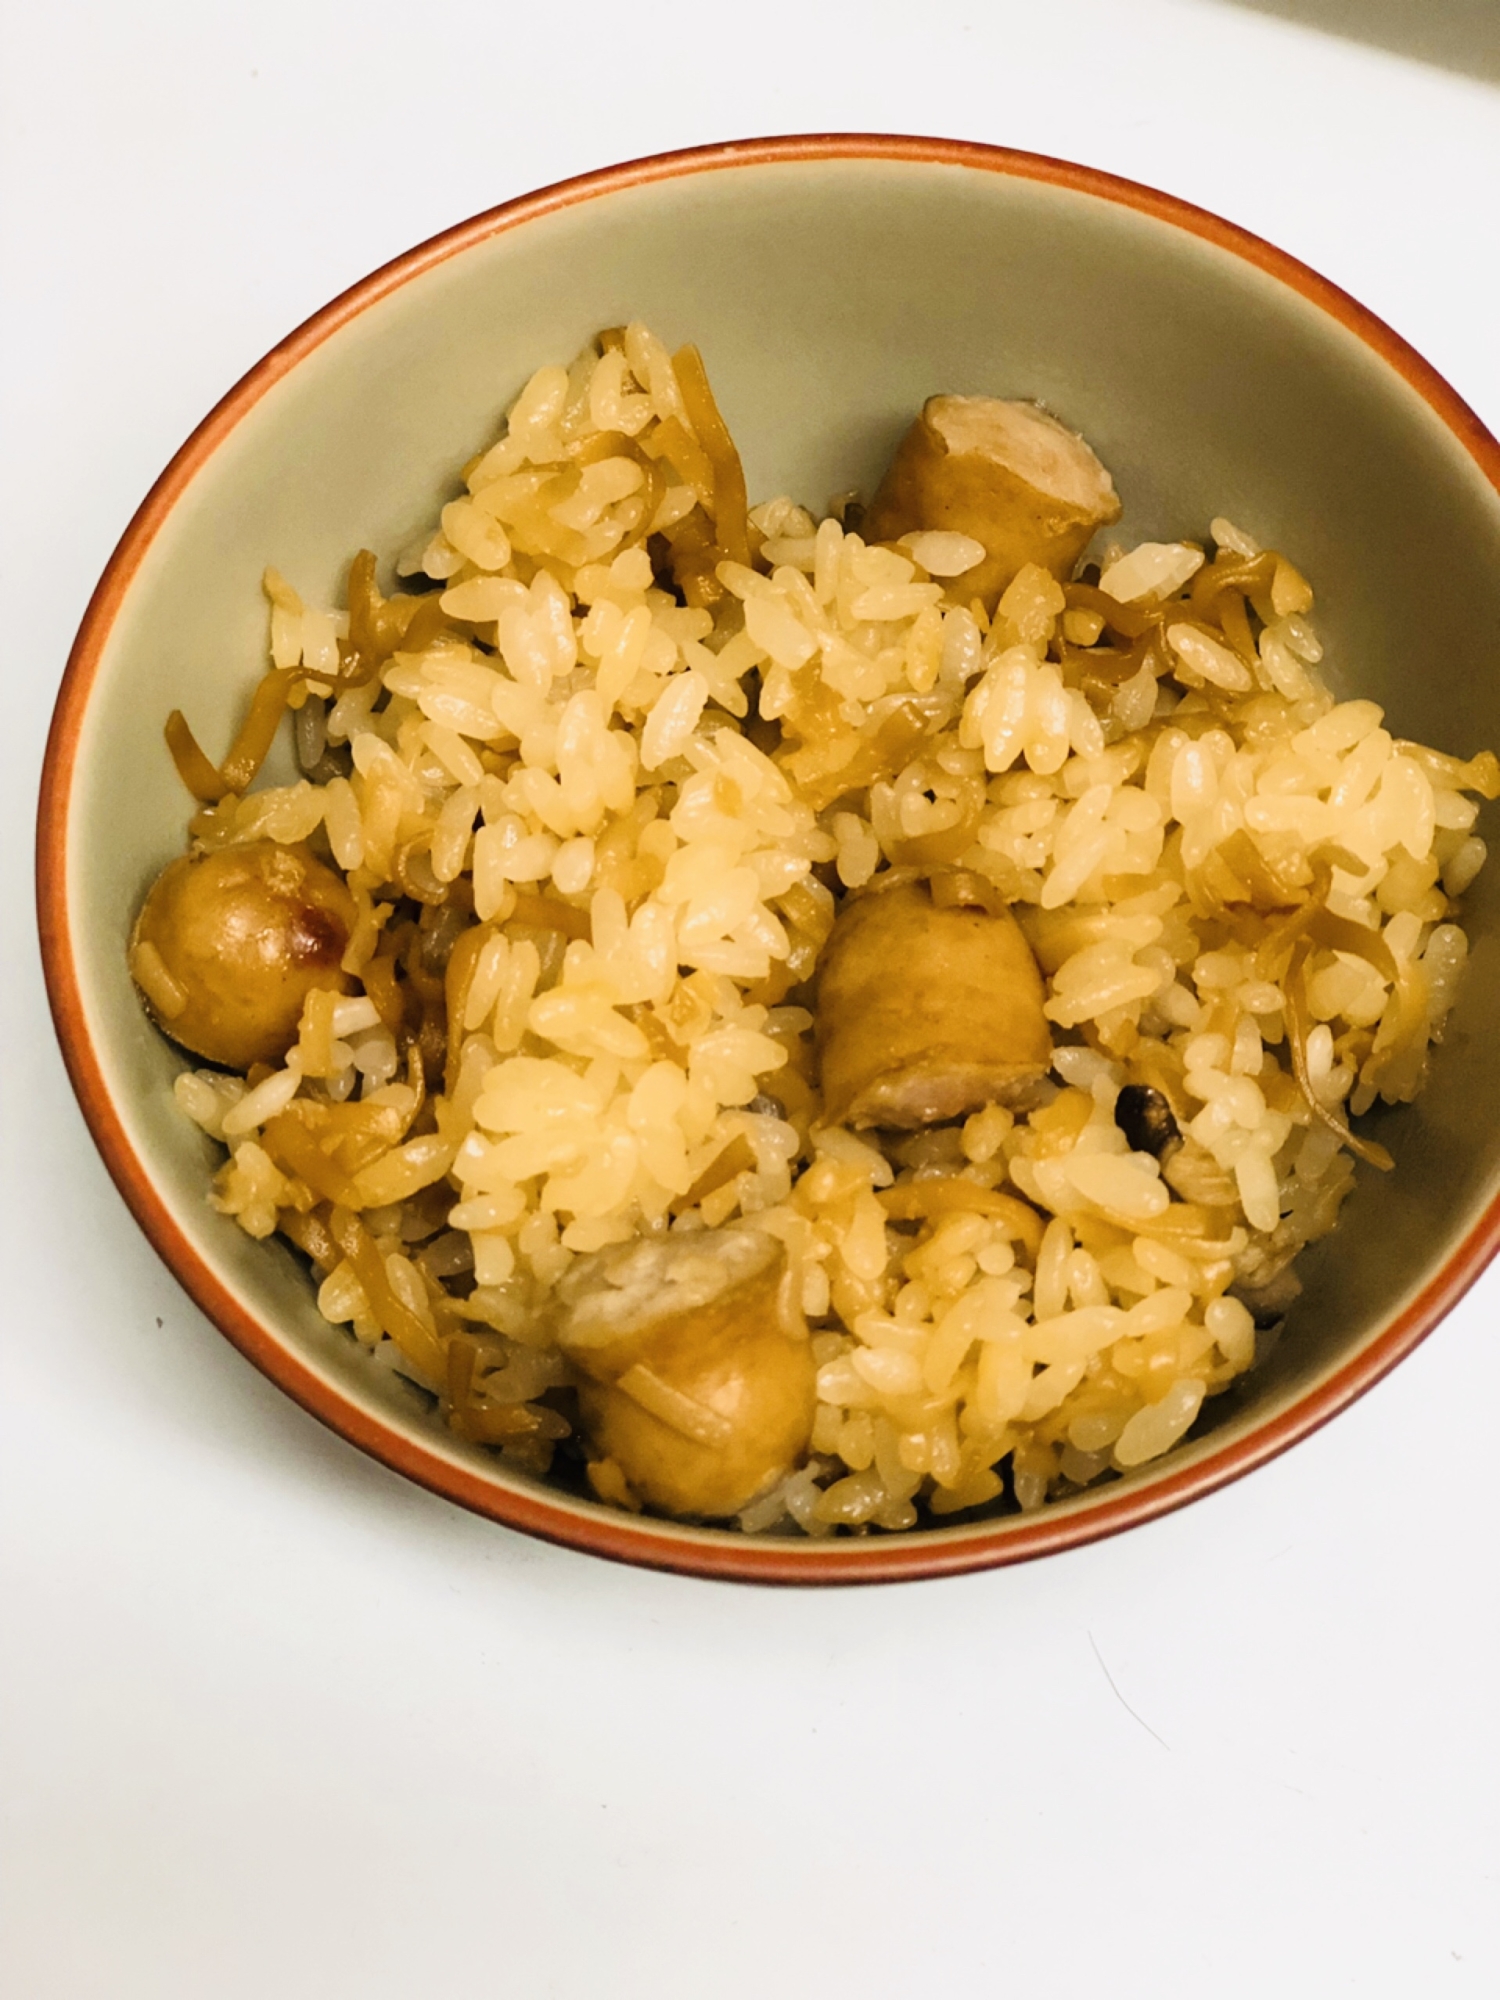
66,154 -> 1500,1527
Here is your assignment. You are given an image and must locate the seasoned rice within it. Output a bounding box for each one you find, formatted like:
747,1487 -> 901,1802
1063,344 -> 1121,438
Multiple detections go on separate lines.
147,323 -> 1497,1533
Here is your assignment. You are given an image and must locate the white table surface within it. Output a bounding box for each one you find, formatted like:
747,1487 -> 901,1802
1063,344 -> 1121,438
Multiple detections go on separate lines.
5,3 -> 1498,1992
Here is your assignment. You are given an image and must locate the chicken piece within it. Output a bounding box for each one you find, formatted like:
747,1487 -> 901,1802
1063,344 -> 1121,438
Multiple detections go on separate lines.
864,394 -> 1120,608
552,1229 -> 814,1519
129,839 -> 356,1070
817,879 -> 1052,1129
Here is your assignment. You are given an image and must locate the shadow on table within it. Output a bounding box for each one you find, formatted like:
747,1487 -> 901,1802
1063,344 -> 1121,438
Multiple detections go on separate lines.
1217,0 -> 1500,86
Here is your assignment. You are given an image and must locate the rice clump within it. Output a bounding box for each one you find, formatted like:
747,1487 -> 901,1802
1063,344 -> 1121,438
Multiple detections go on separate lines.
149,322 -> 1497,1534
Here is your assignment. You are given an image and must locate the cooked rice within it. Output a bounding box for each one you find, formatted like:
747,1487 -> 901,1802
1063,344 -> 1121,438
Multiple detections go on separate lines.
161,322 -> 1497,1533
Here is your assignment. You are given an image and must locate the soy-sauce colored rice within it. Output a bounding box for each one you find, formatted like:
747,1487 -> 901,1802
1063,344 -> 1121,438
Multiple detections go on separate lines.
159,323 -> 1498,1533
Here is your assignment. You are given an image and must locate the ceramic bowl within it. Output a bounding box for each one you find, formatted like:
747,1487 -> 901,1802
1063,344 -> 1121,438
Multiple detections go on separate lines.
38,135 -> 1500,1583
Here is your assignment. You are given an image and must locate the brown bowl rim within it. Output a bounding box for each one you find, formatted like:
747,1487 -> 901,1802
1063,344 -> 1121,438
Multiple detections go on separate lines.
36,132 -> 1500,1585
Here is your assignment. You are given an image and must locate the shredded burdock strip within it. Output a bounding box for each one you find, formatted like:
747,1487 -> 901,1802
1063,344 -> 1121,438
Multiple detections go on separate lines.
262,1112 -> 365,1209
879,1179 -> 1046,1256
1284,956 -> 1394,1172
671,344 -> 751,567
327,1205 -> 447,1381
641,416 -> 716,512
615,1363 -> 735,1448
445,1337 -> 565,1445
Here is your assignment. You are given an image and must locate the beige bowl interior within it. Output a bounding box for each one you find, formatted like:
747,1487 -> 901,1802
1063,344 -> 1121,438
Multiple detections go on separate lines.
53,147 -> 1500,1575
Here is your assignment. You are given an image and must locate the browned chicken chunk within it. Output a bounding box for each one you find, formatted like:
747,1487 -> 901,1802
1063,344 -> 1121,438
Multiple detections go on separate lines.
129,839 -> 357,1071
817,878 -> 1053,1129
864,393 -> 1120,608
551,1229 -> 814,1518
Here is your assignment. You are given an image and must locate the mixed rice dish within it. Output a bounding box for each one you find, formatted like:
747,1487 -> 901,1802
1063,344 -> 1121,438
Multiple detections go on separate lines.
129,324 -> 1498,1533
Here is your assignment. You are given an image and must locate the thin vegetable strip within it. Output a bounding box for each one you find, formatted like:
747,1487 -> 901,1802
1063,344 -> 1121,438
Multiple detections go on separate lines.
671,344 -> 751,566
